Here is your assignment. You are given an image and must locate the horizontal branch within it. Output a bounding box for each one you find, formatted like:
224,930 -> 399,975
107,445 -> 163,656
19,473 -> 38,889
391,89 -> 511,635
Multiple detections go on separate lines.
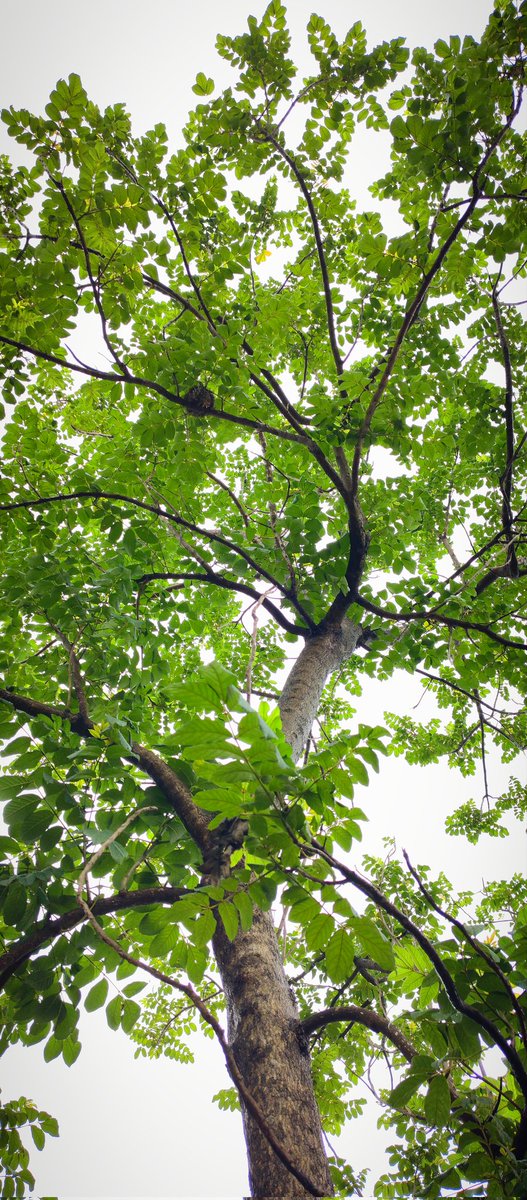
301,1004 -> 415,1062
357,594 -> 527,652
0,333 -> 305,448
0,884 -> 188,990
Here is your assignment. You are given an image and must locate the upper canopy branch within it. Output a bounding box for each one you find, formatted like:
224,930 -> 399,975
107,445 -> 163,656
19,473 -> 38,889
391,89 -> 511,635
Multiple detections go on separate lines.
477,284 -> 523,591
0,684 -> 210,853
0,332 -> 305,448
138,571 -> 312,637
349,85 -> 525,498
254,121 -> 343,381
357,593 -> 527,652
45,622 -> 90,726
0,488 -> 314,628
48,172 -> 132,380
106,146 -> 313,436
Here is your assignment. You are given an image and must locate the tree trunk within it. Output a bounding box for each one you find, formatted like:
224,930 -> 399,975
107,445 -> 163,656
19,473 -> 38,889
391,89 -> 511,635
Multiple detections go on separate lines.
212,620 -> 361,1198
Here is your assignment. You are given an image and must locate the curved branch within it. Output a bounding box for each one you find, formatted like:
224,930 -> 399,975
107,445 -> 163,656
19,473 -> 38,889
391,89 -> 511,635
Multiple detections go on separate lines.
137,572 -> 310,637
0,489 -> 314,627
357,593 -> 527,652
205,471 -> 250,529
309,839 -> 527,1106
350,91 -> 524,497
48,173 -> 131,379
107,146 -> 312,435
46,624 -> 90,725
301,1005 -> 415,1063
427,522 -> 522,599
475,560 -> 527,596
257,125 -> 342,378
402,851 -> 527,1054
0,333 -> 305,448
414,668 -> 519,725
490,285 -> 523,584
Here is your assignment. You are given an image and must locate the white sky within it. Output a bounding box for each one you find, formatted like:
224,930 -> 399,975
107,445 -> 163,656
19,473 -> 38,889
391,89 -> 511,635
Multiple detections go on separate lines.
1,1 -> 525,1197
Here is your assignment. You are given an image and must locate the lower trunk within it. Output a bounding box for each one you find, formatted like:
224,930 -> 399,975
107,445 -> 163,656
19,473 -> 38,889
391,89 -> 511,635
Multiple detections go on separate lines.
213,620 -> 361,1198
213,911 -> 332,1198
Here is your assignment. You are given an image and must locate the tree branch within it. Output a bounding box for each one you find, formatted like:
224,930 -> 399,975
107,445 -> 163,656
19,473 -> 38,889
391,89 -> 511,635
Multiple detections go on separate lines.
137,571 -> 310,637
46,623 -> 90,726
0,332 -> 306,448
356,593 -> 527,652
402,850 -> 527,1054
301,1004 -> 416,1063
350,91 -> 525,497
308,839 -> 527,1106
205,471 -> 250,529
48,173 -> 131,379
0,489 -> 314,627
0,884 -> 190,990
254,124 -> 343,378
0,684 -> 211,853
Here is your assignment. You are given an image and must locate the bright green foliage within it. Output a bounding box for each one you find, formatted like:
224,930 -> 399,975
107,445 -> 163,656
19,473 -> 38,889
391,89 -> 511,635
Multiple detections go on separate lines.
0,1096 -> 57,1199
0,1 -> 526,1196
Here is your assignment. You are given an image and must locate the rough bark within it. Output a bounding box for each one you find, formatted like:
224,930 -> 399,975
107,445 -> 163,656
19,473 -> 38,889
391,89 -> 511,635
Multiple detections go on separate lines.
213,910 -> 331,1198
212,620 -> 361,1198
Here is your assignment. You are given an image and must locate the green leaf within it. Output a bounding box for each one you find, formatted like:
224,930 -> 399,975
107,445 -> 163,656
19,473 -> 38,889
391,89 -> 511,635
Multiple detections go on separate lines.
232,891 -> 253,932
149,924 -> 180,956
43,1036 -> 62,1062
2,880 -> 27,925
30,1125 -> 45,1150
192,73 -> 215,96
351,917 -> 395,972
121,998 -> 141,1033
62,1036 -> 82,1066
305,912 -> 334,951
192,909 -> 217,946
218,901 -> 239,941
424,1074 -> 451,1126
325,928 -> 355,983
84,979 -> 109,1011
388,1074 -> 423,1108
106,995 -> 122,1030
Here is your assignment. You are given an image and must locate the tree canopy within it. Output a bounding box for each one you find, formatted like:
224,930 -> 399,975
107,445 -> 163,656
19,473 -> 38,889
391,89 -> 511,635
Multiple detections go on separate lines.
0,2 -> 526,1196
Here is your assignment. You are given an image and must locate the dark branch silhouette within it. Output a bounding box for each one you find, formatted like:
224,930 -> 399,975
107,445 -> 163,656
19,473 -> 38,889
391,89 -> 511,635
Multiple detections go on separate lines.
301,1004 -> 415,1063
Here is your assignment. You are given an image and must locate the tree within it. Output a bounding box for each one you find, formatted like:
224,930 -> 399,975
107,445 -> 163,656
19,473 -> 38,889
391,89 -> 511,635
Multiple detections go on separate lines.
0,2 -> 526,1195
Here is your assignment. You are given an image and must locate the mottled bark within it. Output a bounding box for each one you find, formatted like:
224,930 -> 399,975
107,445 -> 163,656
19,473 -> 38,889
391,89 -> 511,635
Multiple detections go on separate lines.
213,910 -> 332,1198
278,619 -> 361,760
213,621 -> 361,1198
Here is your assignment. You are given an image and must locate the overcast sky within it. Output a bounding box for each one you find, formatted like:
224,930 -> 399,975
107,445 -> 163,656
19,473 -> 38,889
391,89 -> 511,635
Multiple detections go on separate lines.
1,2 -> 525,1197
